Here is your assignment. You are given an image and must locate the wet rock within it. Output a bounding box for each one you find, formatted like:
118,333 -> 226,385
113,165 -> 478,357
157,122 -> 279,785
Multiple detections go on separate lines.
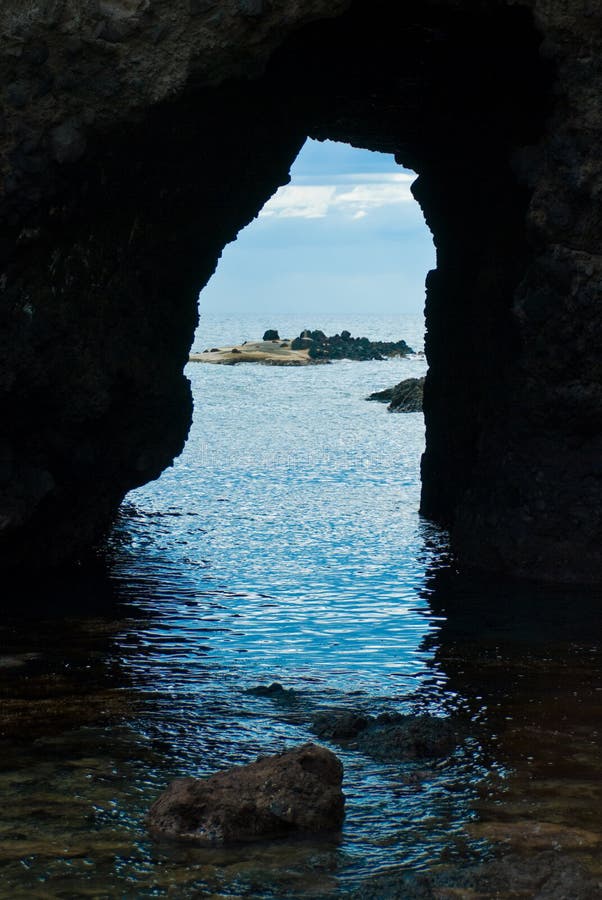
312,710 -> 371,740
360,714 -> 459,761
291,336 -> 313,350
388,377 -> 424,412
245,681 -> 298,703
262,329 -> 279,341
312,710 -> 460,761
148,743 -> 345,844
366,386 -> 395,403
367,377 -> 425,413
308,344 -> 330,360
291,330 -> 413,361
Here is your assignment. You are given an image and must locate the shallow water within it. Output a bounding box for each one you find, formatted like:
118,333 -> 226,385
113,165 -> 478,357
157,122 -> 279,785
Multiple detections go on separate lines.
1,314 -> 602,898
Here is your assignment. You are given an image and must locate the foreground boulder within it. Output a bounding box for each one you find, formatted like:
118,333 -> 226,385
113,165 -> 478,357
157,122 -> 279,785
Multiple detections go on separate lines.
367,377 -> 425,412
148,743 -> 344,844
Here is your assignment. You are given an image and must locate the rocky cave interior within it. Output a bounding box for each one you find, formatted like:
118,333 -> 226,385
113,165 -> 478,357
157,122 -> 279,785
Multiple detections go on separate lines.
1,0 -> 600,583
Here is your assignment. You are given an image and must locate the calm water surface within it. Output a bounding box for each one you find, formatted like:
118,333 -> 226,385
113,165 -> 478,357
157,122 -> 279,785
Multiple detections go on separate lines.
1,315 -> 602,898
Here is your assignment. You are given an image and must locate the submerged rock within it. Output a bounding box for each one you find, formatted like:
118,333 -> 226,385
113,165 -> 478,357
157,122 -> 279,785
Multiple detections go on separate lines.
353,851 -> 602,899
148,743 -> 344,844
245,682 -> 298,704
311,710 -> 371,741
367,376 -> 425,412
467,820 -> 602,852
311,710 -> 459,761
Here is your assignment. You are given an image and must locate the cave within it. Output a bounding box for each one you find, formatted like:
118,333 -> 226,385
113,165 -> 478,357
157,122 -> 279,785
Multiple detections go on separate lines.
0,0 -> 600,583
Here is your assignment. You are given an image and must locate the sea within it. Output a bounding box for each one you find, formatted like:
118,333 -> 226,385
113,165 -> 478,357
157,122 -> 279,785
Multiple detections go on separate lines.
1,313 -> 602,898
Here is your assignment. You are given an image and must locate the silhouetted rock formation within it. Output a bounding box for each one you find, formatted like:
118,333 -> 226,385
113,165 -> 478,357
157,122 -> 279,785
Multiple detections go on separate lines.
0,1 -> 600,582
367,377 -> 425,412
148,743 -> 344,844
290,329 -> 412,361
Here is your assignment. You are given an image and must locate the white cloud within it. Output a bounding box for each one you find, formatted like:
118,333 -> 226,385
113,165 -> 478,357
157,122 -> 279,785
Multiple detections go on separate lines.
333,181 -> 414,212
260,185 -> 336,219
259,173 -> 415,220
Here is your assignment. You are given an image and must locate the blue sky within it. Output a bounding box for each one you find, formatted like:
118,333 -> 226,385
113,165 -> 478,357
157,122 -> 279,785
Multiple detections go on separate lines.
198,139 -> 435,316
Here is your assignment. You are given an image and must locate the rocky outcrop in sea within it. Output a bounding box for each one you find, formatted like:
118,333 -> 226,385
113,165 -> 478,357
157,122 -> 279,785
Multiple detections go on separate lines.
290,329 -> 413,361
190,330 -> 415,365
367,376 -> 425,412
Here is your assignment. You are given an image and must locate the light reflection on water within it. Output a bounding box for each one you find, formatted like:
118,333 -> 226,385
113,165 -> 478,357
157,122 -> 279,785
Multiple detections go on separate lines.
1,315 -> 602,897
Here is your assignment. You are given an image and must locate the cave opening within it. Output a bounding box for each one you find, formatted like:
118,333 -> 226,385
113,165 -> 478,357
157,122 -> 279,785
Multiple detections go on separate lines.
123,135 -> 438,599
5,0 -> 592,583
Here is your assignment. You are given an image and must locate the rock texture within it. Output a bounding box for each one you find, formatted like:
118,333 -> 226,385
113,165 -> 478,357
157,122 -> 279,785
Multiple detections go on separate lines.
190,339 -> 313,366
367,377 -> 425,412
0,0 -> 600,581
311,710 -> 460,762
293,328 -> 413,361
148,743 -> 345,844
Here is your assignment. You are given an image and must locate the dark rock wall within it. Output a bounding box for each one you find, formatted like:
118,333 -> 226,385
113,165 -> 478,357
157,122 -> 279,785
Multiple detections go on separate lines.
446,2 -> 602,582
0,0 -> 600,581
0,81 -> 305,565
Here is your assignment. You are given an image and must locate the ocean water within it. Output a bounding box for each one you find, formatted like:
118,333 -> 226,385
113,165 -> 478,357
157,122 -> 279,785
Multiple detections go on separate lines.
2,314 -> 602,898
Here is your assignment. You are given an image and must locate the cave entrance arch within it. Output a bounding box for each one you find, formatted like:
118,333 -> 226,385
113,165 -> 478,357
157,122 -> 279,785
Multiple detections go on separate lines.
3,1 -> 598,583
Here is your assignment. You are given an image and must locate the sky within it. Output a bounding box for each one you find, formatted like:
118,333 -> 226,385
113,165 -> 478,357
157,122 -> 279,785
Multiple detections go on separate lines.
198,139 -> 435,316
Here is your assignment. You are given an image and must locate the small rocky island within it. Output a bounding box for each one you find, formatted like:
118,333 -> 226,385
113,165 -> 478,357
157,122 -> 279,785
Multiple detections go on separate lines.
190,329 -> 414,366
366,376 -> 425,412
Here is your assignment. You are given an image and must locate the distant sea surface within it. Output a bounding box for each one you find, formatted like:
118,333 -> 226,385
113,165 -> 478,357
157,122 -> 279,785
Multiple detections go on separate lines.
3,313 -> 602,898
